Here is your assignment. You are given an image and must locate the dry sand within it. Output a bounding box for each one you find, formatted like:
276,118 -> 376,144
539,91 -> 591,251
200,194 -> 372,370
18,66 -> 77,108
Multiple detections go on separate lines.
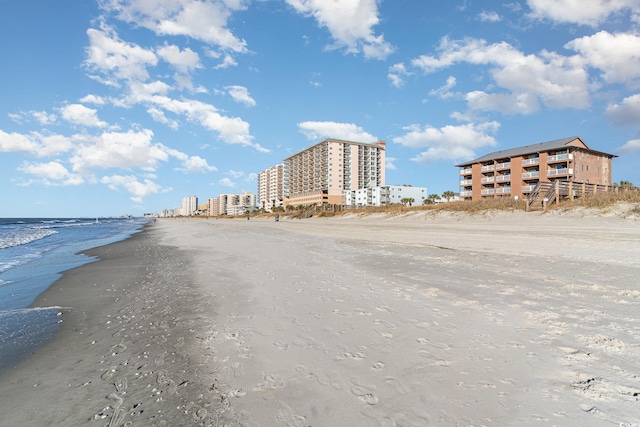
1,208 -> 640,426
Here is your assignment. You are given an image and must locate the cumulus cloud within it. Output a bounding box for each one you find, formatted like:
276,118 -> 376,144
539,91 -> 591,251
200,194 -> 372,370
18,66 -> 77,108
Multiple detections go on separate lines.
226,85 -> 256,106
429,76 -> 457,99
411,36 -> 590,113
101,174 -> 165,203
179,156 -> 217,173
393,121 -> 500,164
219,177 -> 236,187
0,130 -> 72,157
69,129 -> 170,174
156,43 -> 201,74
99,0 -> 249,53
566,31 -> 640,87
18,161 -> 84,186
388,63 -> 410,88
85,25 -> 158,85
297,121 -> 378,142
58,104 -> 108,128
527,0 -> 640,26
606,93 -> 640,126
478,11 -> 501,22
285,0 -> 394,59
31,111 -> 57,125
618,139 -> 640,153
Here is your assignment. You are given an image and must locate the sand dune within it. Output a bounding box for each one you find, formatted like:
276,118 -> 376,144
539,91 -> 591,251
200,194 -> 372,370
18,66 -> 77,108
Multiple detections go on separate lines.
1,209 -> 639,426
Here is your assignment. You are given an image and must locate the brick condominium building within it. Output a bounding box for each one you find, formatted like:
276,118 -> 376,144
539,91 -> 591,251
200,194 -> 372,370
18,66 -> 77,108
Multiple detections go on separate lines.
456,136 -> 616,201
284,138 -> 386,207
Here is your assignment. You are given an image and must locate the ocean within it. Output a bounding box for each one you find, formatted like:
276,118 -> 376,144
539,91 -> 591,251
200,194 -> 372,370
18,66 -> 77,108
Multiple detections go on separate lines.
0,217 -> 149,371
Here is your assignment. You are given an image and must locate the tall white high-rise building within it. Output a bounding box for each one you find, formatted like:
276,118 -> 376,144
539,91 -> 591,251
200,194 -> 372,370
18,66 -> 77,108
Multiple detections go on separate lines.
258,164 -> 285,211
181,195 -> 198,216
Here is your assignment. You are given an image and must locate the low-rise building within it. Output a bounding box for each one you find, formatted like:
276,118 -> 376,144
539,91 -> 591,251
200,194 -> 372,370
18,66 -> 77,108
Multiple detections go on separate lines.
456,136 -> 616,201
345,185 -> 427,207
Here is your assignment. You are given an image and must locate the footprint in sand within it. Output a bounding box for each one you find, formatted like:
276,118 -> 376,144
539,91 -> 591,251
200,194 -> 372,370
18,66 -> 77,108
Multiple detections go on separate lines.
108,408 -> 126,427
115,376 -> 128,392
372,361 -> 385,370
107,392 -> 123,409
156,370 -> 178,395
358,393 -> 379,405
101,366 -> 118,380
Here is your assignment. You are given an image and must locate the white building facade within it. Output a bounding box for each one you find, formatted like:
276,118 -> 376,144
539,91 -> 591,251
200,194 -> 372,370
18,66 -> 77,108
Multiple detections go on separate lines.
181,195 -> 198,216
345,185 -> 427,207
257,164 -> 285,211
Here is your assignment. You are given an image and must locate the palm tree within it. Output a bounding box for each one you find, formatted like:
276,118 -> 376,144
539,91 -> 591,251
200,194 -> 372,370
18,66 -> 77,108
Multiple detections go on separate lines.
442,190 -> 455,202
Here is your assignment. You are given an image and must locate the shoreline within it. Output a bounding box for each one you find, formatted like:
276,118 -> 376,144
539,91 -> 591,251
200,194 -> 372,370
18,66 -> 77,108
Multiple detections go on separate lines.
1,213 -> 639,425
0,222 -> 221,425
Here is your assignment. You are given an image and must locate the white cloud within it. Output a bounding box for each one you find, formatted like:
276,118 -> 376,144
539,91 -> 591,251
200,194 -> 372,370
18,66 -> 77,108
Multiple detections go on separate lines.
297,121 -> 378,142
566,31 -> 640,87
79,94 -> 107,105
429,76 -> 457,99
527,0 -> 640,26
147,107 -> 179,129
478,11 -> 501,22
0,130 -> 73,157
226,85 -> 256,106
69,129 -> 170,174
31,111 -> 57,125
101,174 -> 165,202
385,156 -> 397,170
285,0 -> 394,59
100,0 -> 249,53
388,63 -> 410,88
58,104 -> 108,128
606,93 -> 640,126
213,53 -> 238,69
219,177 -> 236,187
393,121 -> 500,164
618,139 -> 640,153
156,43 -> 201,74
411,37 -> 590,113
180,156 -> 217,173
18,161 -> 83,186
85,25 -> 158,84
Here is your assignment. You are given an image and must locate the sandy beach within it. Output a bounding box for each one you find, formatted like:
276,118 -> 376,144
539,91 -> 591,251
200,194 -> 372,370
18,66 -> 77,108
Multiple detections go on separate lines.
1,209 -> 640,426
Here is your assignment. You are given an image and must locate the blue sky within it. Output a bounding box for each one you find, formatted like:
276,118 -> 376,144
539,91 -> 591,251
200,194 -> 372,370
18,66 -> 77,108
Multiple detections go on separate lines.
1,0 -> 639,217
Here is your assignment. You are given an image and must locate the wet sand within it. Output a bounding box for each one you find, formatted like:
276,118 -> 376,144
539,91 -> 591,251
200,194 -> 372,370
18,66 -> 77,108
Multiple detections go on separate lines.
1,209 -> 639,426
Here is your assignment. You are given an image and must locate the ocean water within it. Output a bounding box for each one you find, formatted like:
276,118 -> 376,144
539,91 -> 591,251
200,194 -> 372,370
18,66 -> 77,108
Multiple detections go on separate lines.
0,217 -> 149,371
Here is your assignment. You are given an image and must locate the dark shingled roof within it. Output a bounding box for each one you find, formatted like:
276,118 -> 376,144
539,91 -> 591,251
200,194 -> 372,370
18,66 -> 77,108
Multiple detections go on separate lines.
455,136 -> 615,167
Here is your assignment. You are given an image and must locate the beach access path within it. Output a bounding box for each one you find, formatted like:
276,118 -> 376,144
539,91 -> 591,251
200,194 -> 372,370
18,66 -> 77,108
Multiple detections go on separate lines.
1,209 -> 639,426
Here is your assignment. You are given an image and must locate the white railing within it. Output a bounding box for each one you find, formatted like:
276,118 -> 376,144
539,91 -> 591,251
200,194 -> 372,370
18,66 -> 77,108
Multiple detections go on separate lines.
481,176 -> 495,183
481,164 -> 495,172
522,158 -> 540,165
547,168 -> 573,176
496,162 -> 511,169
496,187 -> 511,194
459,168 -> 472,175
496,175 -> 511,182
481,188 -> 494,195
547,153 -> 572,162
522,171 -> 540,178
460,179 -> 472,186
522,185 -> 535,192
459,190 -> 472,197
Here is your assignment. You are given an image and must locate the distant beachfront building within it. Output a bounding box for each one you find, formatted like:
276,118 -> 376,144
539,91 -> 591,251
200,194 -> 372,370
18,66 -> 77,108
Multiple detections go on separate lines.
181,195 -> 198,216
284,138 -> 386,207
208,198 -> 219,216
257,164 -> 285,211
212,192 -> 256,215
345,185 -> 427,207
456,136 -> 616,201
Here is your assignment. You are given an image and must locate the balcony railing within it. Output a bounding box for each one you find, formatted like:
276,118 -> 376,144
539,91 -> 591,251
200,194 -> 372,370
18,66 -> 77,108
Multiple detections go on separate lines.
522,171 -> 540,179
460,179 -> 472,186
481,176 -> 495,183
547,153 -> 572,162
481,188 -> 495,195
496,162 -> 511,170
547,168 -> 573,176
522,185 -> 535,193
481,164 -> 495,172
459,190 -> 472,197
459,168 -> 472,175
496,187 -> 511,194
522,158 -> 540,165
495,175 -> 511,182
